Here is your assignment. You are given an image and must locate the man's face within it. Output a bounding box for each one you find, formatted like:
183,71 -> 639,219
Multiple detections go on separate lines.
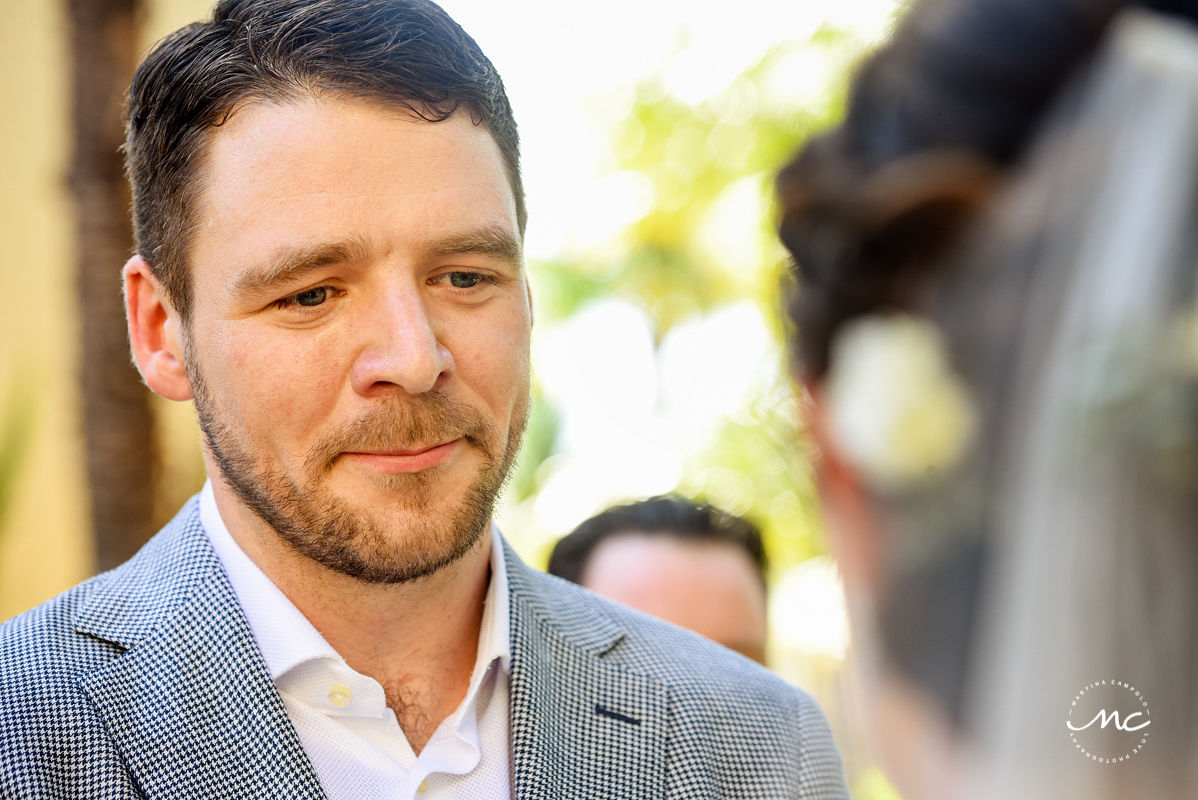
581,534 -> 769,663
181,95 -> 531,583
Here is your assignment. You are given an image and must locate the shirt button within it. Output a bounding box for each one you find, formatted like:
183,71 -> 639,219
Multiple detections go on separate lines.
328,685 -> 352,707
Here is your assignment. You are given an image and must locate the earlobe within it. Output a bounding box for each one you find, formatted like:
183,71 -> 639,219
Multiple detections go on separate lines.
124,255 -> 194,401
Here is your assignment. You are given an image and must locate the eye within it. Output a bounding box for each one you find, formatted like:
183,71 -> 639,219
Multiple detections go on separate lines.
448,272 -> 485,289
271,285 -> 338,311
294,287 -> 329,306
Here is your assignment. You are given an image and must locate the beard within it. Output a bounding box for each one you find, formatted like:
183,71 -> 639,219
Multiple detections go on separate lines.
189,362 -> 528,584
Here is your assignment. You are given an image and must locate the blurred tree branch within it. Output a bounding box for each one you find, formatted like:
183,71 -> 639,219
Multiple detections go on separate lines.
67,0 -> 158,570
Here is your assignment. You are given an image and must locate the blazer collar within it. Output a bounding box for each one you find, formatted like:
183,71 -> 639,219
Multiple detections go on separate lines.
502,538 -> 670,799
72,499 -> 326,799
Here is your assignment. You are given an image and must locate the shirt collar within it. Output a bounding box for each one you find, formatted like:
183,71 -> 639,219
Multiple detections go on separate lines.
199,479 -> 512,681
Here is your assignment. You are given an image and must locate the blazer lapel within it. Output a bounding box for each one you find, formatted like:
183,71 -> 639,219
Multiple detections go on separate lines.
503,541 -> 669,799
73,502 -> 326,799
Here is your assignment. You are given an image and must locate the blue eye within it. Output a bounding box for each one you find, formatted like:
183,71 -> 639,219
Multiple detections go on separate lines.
294,287 -> 328,306
272,286 -> 336,312
449,272 -> 484,288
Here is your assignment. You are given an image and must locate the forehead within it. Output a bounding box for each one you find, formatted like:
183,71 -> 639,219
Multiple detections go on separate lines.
583,534 -> 769,645
188,94 -> 518,282
586,535 -> 765,598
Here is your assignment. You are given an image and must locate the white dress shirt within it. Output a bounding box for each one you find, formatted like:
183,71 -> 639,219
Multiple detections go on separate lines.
199,482 -> 514,800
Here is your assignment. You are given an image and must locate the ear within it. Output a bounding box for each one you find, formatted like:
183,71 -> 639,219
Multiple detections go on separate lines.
802,379 -> 882,596
124,255 -> 194,401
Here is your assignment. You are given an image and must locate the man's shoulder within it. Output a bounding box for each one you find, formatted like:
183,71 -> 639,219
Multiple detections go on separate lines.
0,571 -> 118,676
0,497 -> 211,683
0,568 -> 133,791
0,498 -> 295,798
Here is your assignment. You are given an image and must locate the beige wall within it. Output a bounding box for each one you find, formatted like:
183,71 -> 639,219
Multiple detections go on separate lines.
0,0 -> 214,619
1,0 -> 86,618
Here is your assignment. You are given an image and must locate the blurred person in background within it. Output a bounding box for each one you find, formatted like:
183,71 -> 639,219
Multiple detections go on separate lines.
777,0 -> 1198,797
548,496 -> 770,663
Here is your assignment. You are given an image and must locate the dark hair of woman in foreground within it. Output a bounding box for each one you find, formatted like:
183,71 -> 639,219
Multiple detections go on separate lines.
777,0 -> 1198,797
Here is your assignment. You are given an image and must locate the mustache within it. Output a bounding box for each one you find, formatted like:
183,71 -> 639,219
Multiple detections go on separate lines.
305,391 -> 497,470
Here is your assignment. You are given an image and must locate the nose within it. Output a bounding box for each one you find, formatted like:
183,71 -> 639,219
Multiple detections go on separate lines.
350,289 -> 453,396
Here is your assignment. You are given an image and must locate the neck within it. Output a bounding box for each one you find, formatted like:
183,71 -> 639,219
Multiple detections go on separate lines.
209,478 -> 493,753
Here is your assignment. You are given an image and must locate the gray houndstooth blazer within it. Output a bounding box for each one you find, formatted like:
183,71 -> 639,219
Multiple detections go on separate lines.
0,497 -> 849,799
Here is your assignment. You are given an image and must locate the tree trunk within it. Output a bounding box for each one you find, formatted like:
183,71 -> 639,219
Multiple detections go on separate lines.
67,0 -> 157,571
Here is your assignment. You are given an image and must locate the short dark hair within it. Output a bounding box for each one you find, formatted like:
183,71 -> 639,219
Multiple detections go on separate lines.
124,0 -> 524,323
547,496 -> 768,587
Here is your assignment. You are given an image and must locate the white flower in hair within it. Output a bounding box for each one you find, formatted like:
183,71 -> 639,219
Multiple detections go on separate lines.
826,314 -> 976,490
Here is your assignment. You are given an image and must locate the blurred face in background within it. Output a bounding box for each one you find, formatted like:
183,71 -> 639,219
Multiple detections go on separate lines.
579,533 -> 769,663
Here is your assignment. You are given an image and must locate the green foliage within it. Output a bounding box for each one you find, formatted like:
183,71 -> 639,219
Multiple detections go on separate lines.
527,27 -> 871,569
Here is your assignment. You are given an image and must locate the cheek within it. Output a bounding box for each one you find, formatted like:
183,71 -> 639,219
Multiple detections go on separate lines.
453,322 -> 531,409
218,328 -> 349,429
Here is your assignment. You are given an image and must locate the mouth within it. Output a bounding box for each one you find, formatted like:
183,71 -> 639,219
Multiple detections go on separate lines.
339,439 -> 462,474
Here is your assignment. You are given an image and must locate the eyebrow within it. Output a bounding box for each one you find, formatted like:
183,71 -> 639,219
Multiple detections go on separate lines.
426,225 -> 523,267
232,225 -> 524,299
233,238 -> 369,297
